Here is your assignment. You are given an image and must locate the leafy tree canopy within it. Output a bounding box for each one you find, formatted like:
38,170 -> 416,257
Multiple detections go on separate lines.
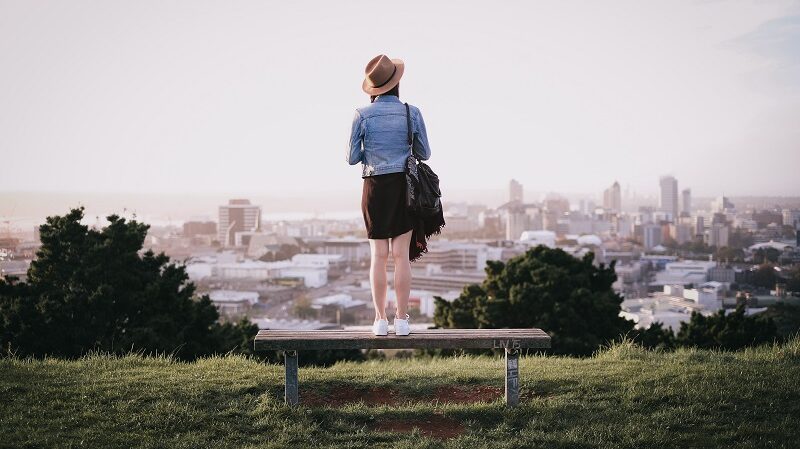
675,304 -> 778,350
0,207 -> 257,360
434,245 -> 634,356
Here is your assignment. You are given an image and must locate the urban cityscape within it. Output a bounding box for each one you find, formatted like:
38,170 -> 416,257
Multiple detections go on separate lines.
3,177 -> 798,335
2,0 -> 799,445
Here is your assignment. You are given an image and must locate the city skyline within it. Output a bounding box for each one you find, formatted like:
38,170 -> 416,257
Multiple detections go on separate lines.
1,0 -> 799,198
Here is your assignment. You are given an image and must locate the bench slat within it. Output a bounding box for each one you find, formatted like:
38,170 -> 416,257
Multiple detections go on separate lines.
254,328 -> 551,351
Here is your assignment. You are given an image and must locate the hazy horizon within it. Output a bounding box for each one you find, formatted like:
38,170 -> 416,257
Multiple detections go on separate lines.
2,0 -> 799,201
3,189 -> 799,234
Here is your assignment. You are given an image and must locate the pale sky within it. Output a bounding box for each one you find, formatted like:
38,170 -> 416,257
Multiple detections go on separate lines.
1,0 -> 799,201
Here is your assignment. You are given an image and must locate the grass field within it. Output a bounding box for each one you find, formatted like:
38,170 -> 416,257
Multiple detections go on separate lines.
2,338 -> 800,449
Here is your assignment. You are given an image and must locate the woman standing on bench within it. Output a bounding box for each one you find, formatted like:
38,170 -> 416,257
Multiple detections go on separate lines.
347,54 -> 432,337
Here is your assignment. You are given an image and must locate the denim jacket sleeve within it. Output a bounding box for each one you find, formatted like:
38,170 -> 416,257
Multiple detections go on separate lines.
412,107 -> 431,161
347,110 -> 365,165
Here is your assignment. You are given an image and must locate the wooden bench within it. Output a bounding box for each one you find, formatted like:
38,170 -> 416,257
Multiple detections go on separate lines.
254,328 -> 551,407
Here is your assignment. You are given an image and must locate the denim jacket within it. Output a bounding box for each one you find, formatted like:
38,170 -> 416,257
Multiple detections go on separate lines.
347,95 -> 431,178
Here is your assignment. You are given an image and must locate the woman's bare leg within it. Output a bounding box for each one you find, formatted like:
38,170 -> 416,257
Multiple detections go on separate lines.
390,229 -> 413,318
369,238 -> 390,320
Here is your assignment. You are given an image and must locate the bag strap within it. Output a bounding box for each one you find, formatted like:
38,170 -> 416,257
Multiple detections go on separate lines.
404,102 -> 413,148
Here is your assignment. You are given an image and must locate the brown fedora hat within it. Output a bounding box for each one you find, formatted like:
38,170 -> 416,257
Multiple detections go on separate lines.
362,54 -> 404,95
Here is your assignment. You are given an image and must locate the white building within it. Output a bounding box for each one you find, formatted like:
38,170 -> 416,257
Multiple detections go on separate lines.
291,253 -> 345,269
652,260 -> 716,287
320,238 -> 371,264
215,260 -> 288,279
252,318 -> 340,330
279,266 -> 327,288
412,241 -> 503,271
312,293 -> 368,310
621,284 -> 720,331
185,255 -> 329,287
520,230 -> 556,248
208,290 -> 259,315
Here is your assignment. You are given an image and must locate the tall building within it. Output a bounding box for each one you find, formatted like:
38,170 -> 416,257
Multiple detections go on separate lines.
603,181 -> 622,213
643,224 -> 663,249
509,179 -> 523,203
782,209 -> 800,228
711,196 -> 734,213
659,176 -> 679,222
505,209 -> 529,240
218,199 -> 261,247
694,216 -> 705,239
670,223 -> 693,244
542,195 -> 569,234
681,188 -> 691,216
707,224 -> 729,248
783,209 -> 800,247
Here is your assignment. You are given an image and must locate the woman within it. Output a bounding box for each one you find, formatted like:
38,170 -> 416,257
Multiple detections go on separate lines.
347,54 -> 432,336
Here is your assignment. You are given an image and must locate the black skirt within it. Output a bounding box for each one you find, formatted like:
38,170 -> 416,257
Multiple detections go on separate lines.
361,171 -> 414,239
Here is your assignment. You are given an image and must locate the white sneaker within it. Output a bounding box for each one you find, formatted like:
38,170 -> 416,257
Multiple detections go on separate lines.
393,314 -> 411,336
372,319 -> 388,336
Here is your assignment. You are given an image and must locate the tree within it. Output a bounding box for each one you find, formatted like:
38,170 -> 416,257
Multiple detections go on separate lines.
728,229 -> 754,250
785,267 -> 800,295
0,207 -> 257,360
629,322 -> 675,350
753,248 -> 780,264
715,246 -> 744,263
258,244 -> 300,262
434,245 -> 634,356
675,304 -> 778,350
757,303 -> 800,339
750,264 -> 778,290
293,294 -> 317,319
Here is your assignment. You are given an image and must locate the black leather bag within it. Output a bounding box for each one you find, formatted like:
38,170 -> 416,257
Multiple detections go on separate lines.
404,103 -> 442,218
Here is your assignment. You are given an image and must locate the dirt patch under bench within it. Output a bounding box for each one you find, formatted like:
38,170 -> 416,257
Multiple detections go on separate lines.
301,385 -> 403,406
300,384 -> 505,406
432,385 -> 503,404
371,413 -> 465,439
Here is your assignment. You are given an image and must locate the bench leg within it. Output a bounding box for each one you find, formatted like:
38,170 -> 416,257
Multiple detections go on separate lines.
505,348 -> 519,407
284,350 -> 299,406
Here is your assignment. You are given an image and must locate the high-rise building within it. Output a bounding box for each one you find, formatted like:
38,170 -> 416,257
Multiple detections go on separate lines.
707,224 -> 729,248
603,181 -> 622,213
670,223 -> 693,244
218,199 -> 261,247
542,195 -> 569,234
509,179 -> 523,203
643,224 -> 662,249
711,196 -> 735,213
681,188 -> 691,216
782,209 -> 800,229
694,216 -> 705,238
783,209 -> 800,247
505,209 -> 529,240
659,176 -> 679,222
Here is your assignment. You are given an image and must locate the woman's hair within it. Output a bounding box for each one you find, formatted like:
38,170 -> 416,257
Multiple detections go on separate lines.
370,83 -> 399,103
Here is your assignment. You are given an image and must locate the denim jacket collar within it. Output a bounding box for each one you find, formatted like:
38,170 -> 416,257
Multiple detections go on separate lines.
374,95 -> 401,103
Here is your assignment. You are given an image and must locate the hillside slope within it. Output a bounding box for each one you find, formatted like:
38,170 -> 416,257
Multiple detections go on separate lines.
2,339 -> 799,449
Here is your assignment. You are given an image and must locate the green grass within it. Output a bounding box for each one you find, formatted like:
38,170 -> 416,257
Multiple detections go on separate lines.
2,338 -> 800,448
